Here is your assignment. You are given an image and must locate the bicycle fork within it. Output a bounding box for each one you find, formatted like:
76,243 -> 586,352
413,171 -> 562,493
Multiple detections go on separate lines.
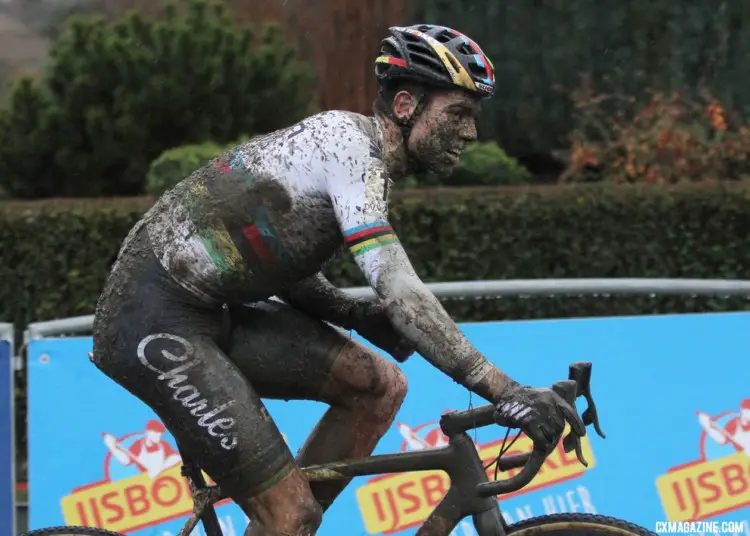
415,432 -> 506,536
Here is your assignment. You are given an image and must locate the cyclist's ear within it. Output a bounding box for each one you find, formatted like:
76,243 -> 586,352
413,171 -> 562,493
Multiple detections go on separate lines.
392,90 -> 421,121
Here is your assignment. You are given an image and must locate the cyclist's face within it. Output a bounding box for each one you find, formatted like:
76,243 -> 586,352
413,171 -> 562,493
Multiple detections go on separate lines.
409,90 -> 480,177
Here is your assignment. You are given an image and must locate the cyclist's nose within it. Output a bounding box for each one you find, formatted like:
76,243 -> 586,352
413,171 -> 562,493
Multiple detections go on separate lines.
459,119 -> 478,141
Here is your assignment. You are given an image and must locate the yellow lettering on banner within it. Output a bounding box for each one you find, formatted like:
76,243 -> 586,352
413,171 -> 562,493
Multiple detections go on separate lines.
357,470 -> 450,534
656,452 -> 750,522
61,465 -> 218,533
356,430 -> 595,534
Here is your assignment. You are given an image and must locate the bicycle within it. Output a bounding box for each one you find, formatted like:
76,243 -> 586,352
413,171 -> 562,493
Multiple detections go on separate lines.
22,362 -> 656,536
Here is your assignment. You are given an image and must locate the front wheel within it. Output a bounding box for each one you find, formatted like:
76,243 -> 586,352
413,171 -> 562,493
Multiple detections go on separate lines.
21,527 -> 125,536
508,513 -> 657,536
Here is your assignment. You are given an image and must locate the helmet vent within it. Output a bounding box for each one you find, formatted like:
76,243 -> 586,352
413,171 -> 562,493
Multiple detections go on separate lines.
381,41 -> 402,58
469,62 -> 487,76
406,41 -> 436,57
444,52 -> 462,73
402,32 -> 423,44
410,52 -> 444,72
435,29 -> 455,43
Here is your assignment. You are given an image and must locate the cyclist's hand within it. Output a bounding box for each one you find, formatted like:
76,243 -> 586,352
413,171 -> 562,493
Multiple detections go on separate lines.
349,301 -> 415,362
493,382 -> 586,453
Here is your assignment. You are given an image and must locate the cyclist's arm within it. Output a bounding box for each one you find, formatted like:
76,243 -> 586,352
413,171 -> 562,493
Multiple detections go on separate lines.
325,145 -> 515,403
280,272 -> 363,329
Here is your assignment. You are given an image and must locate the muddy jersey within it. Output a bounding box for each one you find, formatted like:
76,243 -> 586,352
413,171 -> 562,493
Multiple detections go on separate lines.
113,109 -> 493,395
136,110 -> 394,304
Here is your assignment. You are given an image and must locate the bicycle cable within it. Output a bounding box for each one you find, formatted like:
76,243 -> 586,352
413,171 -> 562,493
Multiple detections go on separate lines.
467,391 -> 524,481
484,426 -> 523,481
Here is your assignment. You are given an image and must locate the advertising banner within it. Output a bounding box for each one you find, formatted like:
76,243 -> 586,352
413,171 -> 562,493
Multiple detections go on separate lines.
27,312 -> 749,536
0,338 -> 14,536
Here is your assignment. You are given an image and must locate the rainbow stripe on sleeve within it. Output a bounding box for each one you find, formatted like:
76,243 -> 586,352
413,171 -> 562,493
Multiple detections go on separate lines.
344,221 -> 399,257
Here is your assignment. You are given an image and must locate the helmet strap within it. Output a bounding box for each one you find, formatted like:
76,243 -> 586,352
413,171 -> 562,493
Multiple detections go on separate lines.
377,86 -> 429,172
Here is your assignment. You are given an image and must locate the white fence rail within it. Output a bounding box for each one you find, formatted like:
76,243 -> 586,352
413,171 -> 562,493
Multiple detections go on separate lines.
22,277 -> 750,342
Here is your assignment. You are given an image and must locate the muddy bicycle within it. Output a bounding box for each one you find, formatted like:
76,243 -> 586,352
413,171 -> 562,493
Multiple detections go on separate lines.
22,362 -> 655,536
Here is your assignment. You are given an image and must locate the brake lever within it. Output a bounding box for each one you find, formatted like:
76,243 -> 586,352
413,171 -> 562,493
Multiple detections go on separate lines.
568,362 -> 606,439
551,379 -> 588,467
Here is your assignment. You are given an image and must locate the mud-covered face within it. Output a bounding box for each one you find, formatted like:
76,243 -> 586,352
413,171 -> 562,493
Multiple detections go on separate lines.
408,90 -> 480,177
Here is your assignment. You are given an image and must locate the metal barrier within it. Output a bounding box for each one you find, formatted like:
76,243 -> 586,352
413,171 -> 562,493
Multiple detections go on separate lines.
22,277 -> 750,342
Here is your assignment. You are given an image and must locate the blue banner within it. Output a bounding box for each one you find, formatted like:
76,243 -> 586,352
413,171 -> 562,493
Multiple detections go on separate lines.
27,312 -> 749,536
0,339 -> 14,536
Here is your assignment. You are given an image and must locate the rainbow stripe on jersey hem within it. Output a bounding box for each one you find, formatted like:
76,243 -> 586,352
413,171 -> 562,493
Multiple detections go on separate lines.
344,221 -> 399,257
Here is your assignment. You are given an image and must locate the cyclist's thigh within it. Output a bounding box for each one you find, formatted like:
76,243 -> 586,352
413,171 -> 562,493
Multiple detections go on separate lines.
91,229 -> 296,498
227,299 -> 396,402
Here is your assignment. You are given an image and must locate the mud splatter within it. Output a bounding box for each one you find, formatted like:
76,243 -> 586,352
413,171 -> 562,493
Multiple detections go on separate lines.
407,91 -> 480,177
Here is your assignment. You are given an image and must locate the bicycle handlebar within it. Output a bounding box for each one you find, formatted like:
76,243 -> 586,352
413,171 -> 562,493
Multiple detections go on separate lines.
438,362 -> 605,498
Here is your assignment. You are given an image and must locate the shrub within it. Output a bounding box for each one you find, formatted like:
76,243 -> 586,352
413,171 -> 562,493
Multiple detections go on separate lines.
447,141 -> 531,186
559,78 -> 750,183
407,1 -> 750,162
398,141 -> 531,188
0,0 -> 317,198
146,136 -> 252,196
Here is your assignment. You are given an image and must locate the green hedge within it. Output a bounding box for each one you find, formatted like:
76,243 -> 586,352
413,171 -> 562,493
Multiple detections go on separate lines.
3,182 -> 750,337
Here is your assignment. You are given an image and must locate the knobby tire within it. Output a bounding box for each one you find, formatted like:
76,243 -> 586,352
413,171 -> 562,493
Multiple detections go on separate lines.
507,513 -> 656,536
21,527 -> 125,536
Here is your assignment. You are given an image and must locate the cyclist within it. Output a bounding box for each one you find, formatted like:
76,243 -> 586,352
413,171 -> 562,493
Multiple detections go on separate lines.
91,24 -> 585,536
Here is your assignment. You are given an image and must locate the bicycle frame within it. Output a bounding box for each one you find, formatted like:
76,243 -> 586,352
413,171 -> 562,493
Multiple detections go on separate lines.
174,361 -> 602,536
177,416 -> 530,536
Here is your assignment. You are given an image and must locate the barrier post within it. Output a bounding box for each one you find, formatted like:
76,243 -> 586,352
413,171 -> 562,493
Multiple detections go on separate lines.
0,322 -> 15,536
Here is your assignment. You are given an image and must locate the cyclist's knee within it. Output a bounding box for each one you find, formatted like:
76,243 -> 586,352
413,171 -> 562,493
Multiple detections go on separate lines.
366,351 -> 408,415
336,343 -> 408,418
380,360 -> 408,411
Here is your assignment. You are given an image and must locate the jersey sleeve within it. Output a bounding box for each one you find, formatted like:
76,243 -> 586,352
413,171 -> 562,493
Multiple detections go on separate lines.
320,117 -> 408,290
330,166 -> 403,290
322,116 -> 496,398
